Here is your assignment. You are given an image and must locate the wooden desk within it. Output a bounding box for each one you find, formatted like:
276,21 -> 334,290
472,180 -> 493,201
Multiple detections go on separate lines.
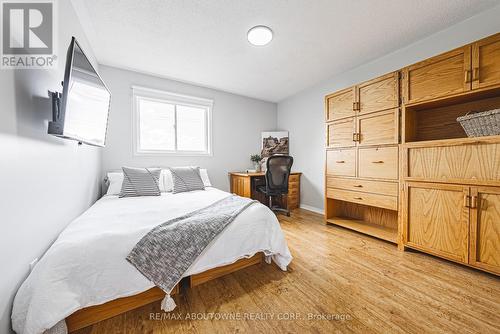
228,172 -> 301,210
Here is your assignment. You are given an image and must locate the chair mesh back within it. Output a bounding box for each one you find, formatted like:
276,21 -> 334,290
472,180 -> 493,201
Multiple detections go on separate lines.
265,155 -> 294,194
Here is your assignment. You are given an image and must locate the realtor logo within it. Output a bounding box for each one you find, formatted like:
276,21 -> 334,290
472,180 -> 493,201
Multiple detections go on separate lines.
1,0 -> 57,69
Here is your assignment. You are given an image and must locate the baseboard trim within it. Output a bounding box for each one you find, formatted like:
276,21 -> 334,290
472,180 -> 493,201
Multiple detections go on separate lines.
299,204 -> 324,215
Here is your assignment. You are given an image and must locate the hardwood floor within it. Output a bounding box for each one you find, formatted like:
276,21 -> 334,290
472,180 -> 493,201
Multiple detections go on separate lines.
75,209 -> 500,334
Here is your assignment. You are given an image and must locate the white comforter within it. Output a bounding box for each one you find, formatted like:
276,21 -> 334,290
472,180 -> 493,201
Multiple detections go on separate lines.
12,188 -> 292,334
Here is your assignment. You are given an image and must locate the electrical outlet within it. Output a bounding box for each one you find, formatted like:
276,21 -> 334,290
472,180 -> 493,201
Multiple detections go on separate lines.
29,258 -> 39,273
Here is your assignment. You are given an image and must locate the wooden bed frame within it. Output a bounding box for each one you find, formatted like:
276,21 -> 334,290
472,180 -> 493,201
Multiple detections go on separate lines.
66,253 -> 263,332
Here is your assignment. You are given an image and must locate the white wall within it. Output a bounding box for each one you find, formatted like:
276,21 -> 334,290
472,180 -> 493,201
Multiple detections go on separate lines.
0,1 -> 101,333
277,5 -> 500,212
100,66 -> 277,191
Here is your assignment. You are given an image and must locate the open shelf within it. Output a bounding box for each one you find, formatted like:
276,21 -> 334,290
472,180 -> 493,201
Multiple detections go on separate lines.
326,217 -> 398,243
404,95 -> 500,143
325,199 -> 398,244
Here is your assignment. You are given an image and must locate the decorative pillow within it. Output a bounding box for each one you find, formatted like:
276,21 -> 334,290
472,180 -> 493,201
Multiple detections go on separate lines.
119,167 -> 161,198
199,168 -> 212,187
170,167 -> 205,194
162,168 -> 211,192
105,172 -> 124,196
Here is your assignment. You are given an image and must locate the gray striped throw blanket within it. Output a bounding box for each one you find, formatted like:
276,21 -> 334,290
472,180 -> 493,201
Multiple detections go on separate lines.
126,195 -> 257,311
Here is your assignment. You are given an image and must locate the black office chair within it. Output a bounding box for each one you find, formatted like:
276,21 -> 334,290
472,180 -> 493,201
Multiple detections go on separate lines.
257,155 -> 294,216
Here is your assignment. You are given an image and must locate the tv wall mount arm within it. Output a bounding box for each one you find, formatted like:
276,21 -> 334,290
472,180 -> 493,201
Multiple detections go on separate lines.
48,82 -> 82,145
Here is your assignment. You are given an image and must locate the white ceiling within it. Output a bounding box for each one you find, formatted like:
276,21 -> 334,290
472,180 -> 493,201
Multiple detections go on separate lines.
71,0 -> 498,102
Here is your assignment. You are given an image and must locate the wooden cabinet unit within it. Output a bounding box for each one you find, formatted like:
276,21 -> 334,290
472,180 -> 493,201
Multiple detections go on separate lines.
325,71 -> 400,243
325,32 -> 500,274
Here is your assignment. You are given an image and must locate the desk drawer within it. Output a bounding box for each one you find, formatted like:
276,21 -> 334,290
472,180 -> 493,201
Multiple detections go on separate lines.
358,146 -> 398,180
288,187 -> 299,196
326,177 -> 398,197
287,194 -> 299,209
289,174 -> 300,183
326,188 -> 398,210
326,149 -> 356,177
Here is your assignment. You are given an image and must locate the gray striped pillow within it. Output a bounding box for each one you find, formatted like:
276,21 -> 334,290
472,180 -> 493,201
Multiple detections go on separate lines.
170,167 -> 205,194
119,167 -> 161,198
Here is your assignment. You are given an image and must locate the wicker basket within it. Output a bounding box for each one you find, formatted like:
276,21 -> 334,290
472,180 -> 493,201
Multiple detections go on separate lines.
457,108 -> 500,137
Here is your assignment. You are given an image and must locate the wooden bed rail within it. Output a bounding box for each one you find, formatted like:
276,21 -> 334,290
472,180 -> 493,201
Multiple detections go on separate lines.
66,253 -> 264,332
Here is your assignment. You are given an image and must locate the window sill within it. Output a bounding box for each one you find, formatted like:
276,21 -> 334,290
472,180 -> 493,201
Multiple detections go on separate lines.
134,150 -> 213,157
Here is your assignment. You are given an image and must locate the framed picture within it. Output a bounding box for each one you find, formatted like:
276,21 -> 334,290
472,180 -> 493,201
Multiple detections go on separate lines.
261,131 -> 289,158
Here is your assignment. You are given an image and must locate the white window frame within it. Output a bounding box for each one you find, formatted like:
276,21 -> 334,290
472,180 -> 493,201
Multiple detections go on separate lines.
132,86 -> 213,156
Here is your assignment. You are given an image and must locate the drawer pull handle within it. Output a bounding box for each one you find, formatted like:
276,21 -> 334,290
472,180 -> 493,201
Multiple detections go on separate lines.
354,197 -> 363,200
353,185 -> 363,188
371,160 -> 384,164
336,160 -> 345,163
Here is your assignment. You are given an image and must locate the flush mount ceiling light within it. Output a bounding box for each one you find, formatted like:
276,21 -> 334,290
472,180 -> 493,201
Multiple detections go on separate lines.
247,25 -> 273,46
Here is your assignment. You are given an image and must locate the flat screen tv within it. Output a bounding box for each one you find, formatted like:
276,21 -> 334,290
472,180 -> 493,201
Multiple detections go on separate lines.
48,37 -> 111,147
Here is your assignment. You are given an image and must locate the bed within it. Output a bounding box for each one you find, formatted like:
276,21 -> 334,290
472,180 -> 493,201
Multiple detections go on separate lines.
12,187 -> 292,334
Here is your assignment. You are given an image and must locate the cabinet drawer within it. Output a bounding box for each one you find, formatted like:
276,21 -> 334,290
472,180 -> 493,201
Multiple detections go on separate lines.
326,188 -> 397,210
326,149 -> 356,177
407,141 -> 500,183
326,118 -> 355,148
288,187 -> 299,196
289,174 -> 300,183
326,177 -> 398,197
358,146 -> 398,180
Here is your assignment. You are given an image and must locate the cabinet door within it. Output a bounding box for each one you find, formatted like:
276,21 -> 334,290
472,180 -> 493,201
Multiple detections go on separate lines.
405,182 -> 469,263
404,46 -> 471,104
472,33 -> 500,91
358,109 -> 399,146
326,87 -> 356,121
358,72 -> 399,115
469,186 -> 500,275
326,118 -> 355,148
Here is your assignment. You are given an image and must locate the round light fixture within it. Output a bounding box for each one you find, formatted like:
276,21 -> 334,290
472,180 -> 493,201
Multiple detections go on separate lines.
247,25 -> 273,46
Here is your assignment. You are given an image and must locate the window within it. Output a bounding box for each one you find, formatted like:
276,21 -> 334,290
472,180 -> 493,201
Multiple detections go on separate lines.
132,86 -> 212,155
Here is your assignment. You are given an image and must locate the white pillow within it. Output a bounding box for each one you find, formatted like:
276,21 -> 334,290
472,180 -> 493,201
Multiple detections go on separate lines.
105,172 -> 124,195
106,170 -> 168,195
200,168 -> 212,187
162,168 -> 212,192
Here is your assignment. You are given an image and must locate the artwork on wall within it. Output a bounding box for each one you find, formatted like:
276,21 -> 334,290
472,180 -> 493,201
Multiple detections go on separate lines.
261,131 -> 289,158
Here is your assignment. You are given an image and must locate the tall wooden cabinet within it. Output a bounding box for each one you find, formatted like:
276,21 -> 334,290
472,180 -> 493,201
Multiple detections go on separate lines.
325,72 -> 400,243
325,32 -> 500,275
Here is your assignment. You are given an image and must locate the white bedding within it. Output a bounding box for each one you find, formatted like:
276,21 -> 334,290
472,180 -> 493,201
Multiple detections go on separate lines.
12,188 -> 292,334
